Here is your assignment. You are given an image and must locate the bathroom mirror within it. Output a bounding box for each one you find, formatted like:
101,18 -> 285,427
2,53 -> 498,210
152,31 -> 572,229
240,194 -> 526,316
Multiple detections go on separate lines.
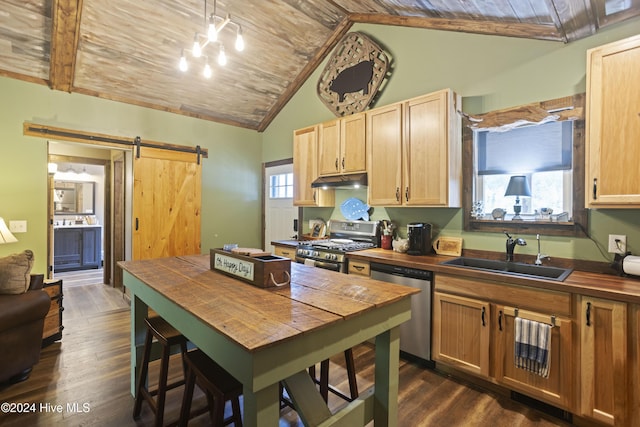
54,181 -> 95,214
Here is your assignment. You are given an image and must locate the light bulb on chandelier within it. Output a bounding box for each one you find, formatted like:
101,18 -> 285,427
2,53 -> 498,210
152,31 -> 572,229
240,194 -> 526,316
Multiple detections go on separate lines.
235,26 -> 244,51
192,34 -> 202,58
179,50 -> 188,72
218,46 -> 227,66
178,0 -> 245,77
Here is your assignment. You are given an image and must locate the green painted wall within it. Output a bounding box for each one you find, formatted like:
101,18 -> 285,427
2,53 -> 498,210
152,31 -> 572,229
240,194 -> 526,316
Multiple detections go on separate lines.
0,77 -> 262,273
262,19 -> 640,263
2,19 -> 639,274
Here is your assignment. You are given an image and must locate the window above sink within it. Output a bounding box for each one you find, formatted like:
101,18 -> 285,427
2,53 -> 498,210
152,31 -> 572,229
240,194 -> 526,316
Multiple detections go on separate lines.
462,94 -> 588,237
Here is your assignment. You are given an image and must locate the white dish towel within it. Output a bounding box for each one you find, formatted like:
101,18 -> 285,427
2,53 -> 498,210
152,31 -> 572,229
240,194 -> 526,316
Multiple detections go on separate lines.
514,317 -> 551,378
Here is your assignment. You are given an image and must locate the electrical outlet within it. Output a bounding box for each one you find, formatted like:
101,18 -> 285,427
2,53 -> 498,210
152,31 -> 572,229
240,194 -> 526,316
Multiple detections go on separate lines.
9,220 -> 27,233
608,234 -> 627,254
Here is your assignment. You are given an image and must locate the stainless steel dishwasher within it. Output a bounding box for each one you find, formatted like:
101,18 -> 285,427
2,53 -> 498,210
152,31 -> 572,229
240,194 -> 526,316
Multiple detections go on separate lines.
370,262 -> 433,365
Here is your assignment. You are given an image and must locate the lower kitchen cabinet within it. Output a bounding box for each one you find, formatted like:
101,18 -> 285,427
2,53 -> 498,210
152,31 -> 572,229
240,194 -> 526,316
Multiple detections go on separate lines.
347,259 -> 370,276
273,245 -> 296,260
54,226 -> 102,272
433,292 -> 490,377
495,306 -> 573,410
631,304 -> 640,424
433,273 -> 574,411
579,296 -> 628,425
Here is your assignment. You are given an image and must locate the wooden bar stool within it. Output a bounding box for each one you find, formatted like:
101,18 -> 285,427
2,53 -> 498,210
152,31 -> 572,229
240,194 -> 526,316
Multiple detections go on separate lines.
179,349 -> 243,427
310,348 -> 359,403
133,316 -> 189,427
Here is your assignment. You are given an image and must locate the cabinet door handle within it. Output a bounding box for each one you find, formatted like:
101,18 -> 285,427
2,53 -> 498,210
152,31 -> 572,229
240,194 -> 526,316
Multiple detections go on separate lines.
135,218 -> 139,231
395,187 -> 400,202
586,302 -> 591,326
335,158 -> 339,171
593,178 -> 597,200
353,265 -> 364,271
481,306 -> 486,327
498,310 -> 503,331
342,157 -> 345,170
405,187 -> 409,202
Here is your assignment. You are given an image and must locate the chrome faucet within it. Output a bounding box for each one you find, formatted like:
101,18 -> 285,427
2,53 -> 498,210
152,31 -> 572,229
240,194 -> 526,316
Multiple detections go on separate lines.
505,231 -> 526,262
535,234 -> 550,265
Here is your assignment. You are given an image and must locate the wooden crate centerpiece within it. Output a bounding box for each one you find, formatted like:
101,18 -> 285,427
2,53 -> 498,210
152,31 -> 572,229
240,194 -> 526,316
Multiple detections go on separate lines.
210,248 -> 291,288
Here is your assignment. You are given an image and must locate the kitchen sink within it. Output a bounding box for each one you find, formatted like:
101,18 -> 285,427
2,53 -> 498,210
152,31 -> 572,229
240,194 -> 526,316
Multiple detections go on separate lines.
440,257 -> 572,282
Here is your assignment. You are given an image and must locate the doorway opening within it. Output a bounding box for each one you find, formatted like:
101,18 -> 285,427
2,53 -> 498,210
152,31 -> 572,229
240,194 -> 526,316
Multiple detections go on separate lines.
263,159 -> 296,253
48,142 -> 131,288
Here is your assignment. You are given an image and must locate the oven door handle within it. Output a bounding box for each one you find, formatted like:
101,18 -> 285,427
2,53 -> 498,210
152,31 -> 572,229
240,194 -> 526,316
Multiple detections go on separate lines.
313,261 -> 341,272
295,256 -> 314,266
296,257 -> 341,272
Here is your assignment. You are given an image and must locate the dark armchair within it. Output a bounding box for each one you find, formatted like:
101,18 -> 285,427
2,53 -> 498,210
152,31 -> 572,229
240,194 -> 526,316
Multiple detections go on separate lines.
0,274 -> 51,384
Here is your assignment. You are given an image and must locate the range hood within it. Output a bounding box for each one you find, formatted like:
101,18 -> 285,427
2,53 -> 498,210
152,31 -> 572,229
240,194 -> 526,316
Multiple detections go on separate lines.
311,173 -> 367,189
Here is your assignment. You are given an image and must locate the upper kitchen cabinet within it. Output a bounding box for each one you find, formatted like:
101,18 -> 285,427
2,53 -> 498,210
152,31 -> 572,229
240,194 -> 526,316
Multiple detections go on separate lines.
293,125 -> 335,207
318,114 -> 366,176
367,89 -> 461,206
403,89 -> 461,206
367,103 -> 403,205
586,34 -> 640,207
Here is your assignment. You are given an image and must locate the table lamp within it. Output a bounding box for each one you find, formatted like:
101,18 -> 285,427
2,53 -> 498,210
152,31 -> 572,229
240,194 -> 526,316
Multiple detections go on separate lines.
504,176 -> 531,220
0,217 -> 18,244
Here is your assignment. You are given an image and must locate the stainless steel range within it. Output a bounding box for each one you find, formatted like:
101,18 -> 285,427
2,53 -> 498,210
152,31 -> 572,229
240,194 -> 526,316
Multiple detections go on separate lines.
296,219 -> 380,273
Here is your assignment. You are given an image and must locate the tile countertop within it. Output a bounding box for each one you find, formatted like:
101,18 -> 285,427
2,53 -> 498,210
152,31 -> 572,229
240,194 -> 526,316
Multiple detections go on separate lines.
348,248 -> 640,305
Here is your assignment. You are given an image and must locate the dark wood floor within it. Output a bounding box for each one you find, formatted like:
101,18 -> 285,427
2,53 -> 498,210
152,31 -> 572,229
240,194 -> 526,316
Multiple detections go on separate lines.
0,274 -> 572,426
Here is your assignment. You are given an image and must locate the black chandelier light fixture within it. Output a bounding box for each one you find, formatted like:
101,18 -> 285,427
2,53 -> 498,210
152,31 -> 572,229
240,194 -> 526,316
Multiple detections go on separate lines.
178,0 -> 245,78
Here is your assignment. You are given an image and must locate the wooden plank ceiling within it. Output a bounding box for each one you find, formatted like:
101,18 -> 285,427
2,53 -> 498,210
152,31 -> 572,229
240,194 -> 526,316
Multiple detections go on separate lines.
1,0 -> 638,131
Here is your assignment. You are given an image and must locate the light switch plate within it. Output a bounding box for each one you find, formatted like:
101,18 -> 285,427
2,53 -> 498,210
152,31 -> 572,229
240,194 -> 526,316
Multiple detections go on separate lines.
9,220 -> 27,233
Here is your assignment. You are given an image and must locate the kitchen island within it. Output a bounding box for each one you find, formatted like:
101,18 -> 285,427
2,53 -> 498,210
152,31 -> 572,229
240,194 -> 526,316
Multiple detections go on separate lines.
119,254 -> 419,427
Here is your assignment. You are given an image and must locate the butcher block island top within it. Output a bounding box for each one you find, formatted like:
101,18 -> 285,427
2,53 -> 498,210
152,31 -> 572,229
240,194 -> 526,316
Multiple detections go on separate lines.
119,254 -> 418,427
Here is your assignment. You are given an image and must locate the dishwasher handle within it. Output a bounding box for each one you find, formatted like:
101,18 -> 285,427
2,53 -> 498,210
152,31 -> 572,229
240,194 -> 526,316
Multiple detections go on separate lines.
370,262 -> 432,281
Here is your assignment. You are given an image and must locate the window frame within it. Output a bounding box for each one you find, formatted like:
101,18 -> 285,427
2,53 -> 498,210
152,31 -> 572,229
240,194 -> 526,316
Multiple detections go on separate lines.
268,171 -> 294,199
462,94 -> 588,237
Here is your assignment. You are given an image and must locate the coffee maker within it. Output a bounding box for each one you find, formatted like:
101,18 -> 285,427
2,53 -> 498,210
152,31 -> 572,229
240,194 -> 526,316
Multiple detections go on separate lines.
407,222 -> 432,255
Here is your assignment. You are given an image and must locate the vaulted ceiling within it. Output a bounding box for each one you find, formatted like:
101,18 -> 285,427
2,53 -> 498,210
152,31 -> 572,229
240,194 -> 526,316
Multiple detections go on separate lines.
1,0 -> 638,131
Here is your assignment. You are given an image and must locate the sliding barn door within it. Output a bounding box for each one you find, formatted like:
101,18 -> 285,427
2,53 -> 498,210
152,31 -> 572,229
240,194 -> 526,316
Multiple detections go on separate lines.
133,147 -> 201,260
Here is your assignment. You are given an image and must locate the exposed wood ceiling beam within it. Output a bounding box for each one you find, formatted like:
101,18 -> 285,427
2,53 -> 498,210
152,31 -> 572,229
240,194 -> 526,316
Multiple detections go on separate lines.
50,0 -> 82,92
349,13 -> 564,42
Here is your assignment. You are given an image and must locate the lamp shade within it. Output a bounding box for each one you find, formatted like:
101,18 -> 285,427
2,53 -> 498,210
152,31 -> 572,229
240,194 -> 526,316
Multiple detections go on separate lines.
0,217 -> 18,244
504,175 -> 532,197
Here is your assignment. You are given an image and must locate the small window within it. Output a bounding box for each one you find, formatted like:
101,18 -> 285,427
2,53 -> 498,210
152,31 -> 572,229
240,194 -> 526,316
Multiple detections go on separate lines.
269,172 -> 293,199
474,120 -> 573,220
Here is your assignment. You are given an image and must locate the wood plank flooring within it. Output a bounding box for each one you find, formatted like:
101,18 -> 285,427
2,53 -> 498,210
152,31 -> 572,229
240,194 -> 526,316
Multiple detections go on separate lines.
53,268 -> 105,288
0,278 -> 572,426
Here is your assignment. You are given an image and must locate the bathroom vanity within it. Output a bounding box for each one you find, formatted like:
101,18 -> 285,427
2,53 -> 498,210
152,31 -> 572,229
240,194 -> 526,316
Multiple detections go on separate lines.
53,225 -> 102,272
